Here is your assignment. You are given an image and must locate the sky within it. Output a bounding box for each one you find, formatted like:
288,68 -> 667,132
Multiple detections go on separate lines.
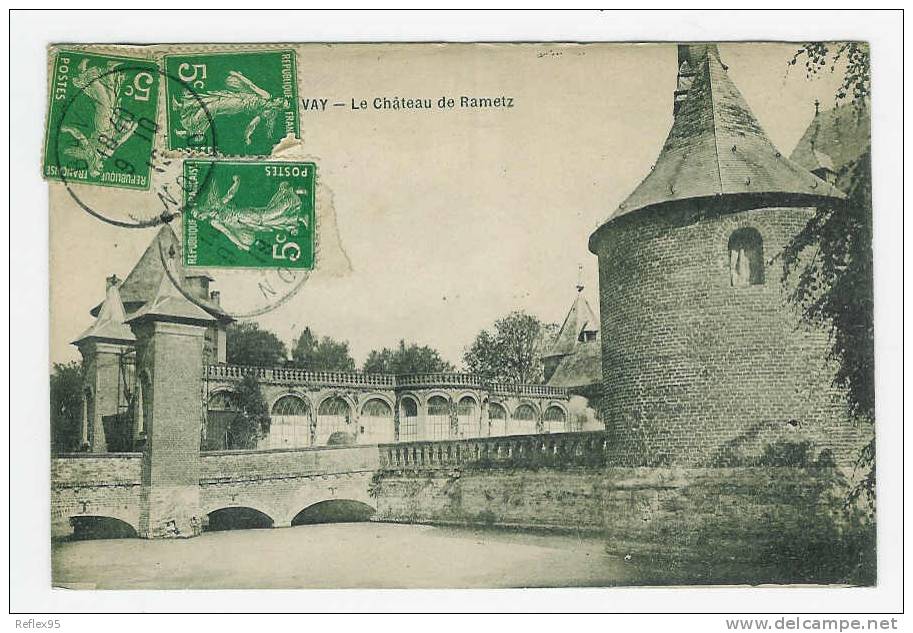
49,42 -> 847,367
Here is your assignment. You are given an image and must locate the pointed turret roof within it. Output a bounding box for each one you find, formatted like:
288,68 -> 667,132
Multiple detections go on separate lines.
73,279 -> 136,344
125,261 -> 217,325
90,225 -> 227,321
590,45 -> 844,251
789,100 -> 870,175
544,290 -> 599,359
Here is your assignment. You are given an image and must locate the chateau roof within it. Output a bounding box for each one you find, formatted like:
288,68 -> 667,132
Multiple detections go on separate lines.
73,281 -> 136,344
789,100 -> 871,175
546,336 -> 601,389
90,225 -> 227,321
544,290 -> 599,359
590,45 -> 844,251
125,262 -> 217,325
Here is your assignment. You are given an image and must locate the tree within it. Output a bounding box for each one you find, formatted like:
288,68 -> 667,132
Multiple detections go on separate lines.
227,373 -> 270,449
226,322 -> 287,367
363,340 -> 454,374
50,361 -> 84,454
463,311 -> 557,384
789,43 -> 870,107
291,327 -> 356,371
784,43 -> 874,505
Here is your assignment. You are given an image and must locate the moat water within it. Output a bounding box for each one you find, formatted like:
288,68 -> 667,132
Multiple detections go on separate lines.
53,523 -> 634,589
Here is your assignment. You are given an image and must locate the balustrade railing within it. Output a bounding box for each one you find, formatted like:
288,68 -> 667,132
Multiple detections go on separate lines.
206,364 -> 395,387
379,431 -> 607,470
206,364 -> 569,398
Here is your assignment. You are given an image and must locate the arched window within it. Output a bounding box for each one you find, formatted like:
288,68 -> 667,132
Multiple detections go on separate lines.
316,397 -> 351,446
511,403 -> 538,436
204,390 -> 240,450
268,395 -> 310,449
426,396 -> 451,441
361,398 -> 394,444
543,405 -> 567,434
456,396 -> 479,438
489,402 -> 508,437
399,397 -> 419,442
728,227 -> 764,287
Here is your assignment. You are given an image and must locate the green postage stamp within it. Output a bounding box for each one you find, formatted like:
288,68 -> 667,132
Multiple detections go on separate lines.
183,160 -> 316,270
44,50 -> 159,189
164,50 -> 300,156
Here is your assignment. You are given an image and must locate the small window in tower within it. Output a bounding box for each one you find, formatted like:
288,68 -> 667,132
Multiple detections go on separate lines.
578,330 -> 597,343
728,228 -> 765,287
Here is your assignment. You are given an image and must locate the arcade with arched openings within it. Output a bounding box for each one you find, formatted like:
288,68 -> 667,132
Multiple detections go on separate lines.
543,404 -> 568,434
317,396 -> 352,445
456,395 -> 479,438
359,398 -> 395,444
489,402 -> 508,437
399,396 -> 419,442
426,395 -> 451,440
203,390 -> 240,450
266,394 -> 312,449
511,403 -> 539,436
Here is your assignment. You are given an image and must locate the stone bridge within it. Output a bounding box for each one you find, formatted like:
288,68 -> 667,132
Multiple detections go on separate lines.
51,432 -> 608,539
51,444 -> 379,539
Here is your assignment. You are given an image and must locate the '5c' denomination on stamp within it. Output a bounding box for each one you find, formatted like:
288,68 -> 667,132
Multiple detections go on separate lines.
183,159 -> 316,270
164,50 -> 300,156
44,50 -> 159,189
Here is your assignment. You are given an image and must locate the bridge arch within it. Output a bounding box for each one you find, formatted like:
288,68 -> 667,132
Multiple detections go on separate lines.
69,514 -> 138,540
290,499 -> 376,526
205,506 -> 275,532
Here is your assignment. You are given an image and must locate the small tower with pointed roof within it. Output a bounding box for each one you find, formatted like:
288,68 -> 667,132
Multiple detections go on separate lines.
588,44 -> 865,466
125,250 -> 216,539
73,275 -> 136,452
542,281 -> 601,391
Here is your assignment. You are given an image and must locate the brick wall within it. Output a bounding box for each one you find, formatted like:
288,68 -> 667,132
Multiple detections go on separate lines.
592,202 -> 871,466
602,465 -> 871,583
51,454 -> 143,537
373,467 -> 606,532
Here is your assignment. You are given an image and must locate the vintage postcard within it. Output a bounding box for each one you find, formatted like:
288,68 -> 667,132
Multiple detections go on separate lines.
46,41 -> 876,591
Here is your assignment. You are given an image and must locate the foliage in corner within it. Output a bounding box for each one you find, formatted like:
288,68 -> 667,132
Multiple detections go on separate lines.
783,44 -> 874,509
50,361 -> 85,454
228,373 -> 271,449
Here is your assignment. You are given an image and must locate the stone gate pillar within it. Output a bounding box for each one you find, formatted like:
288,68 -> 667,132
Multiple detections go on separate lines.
126,270 -> 215,539
73,275 -> 136,453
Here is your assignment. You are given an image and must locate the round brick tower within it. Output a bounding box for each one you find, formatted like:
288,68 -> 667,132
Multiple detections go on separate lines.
588,45 -> 865,467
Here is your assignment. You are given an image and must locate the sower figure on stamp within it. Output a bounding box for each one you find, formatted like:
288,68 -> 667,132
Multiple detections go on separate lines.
172,70 -> 288,147
61,59 -> 139,177
195,175 -> 307,254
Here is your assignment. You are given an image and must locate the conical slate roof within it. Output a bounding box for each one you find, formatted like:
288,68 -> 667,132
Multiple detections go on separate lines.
544,291 -> 599,359
789,100 -> 870,175
590,46 -> 844,251
126,262 -> 216,325
546,339 -> 602,389
73,281 -> 136,344
90,225 -> 226,320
